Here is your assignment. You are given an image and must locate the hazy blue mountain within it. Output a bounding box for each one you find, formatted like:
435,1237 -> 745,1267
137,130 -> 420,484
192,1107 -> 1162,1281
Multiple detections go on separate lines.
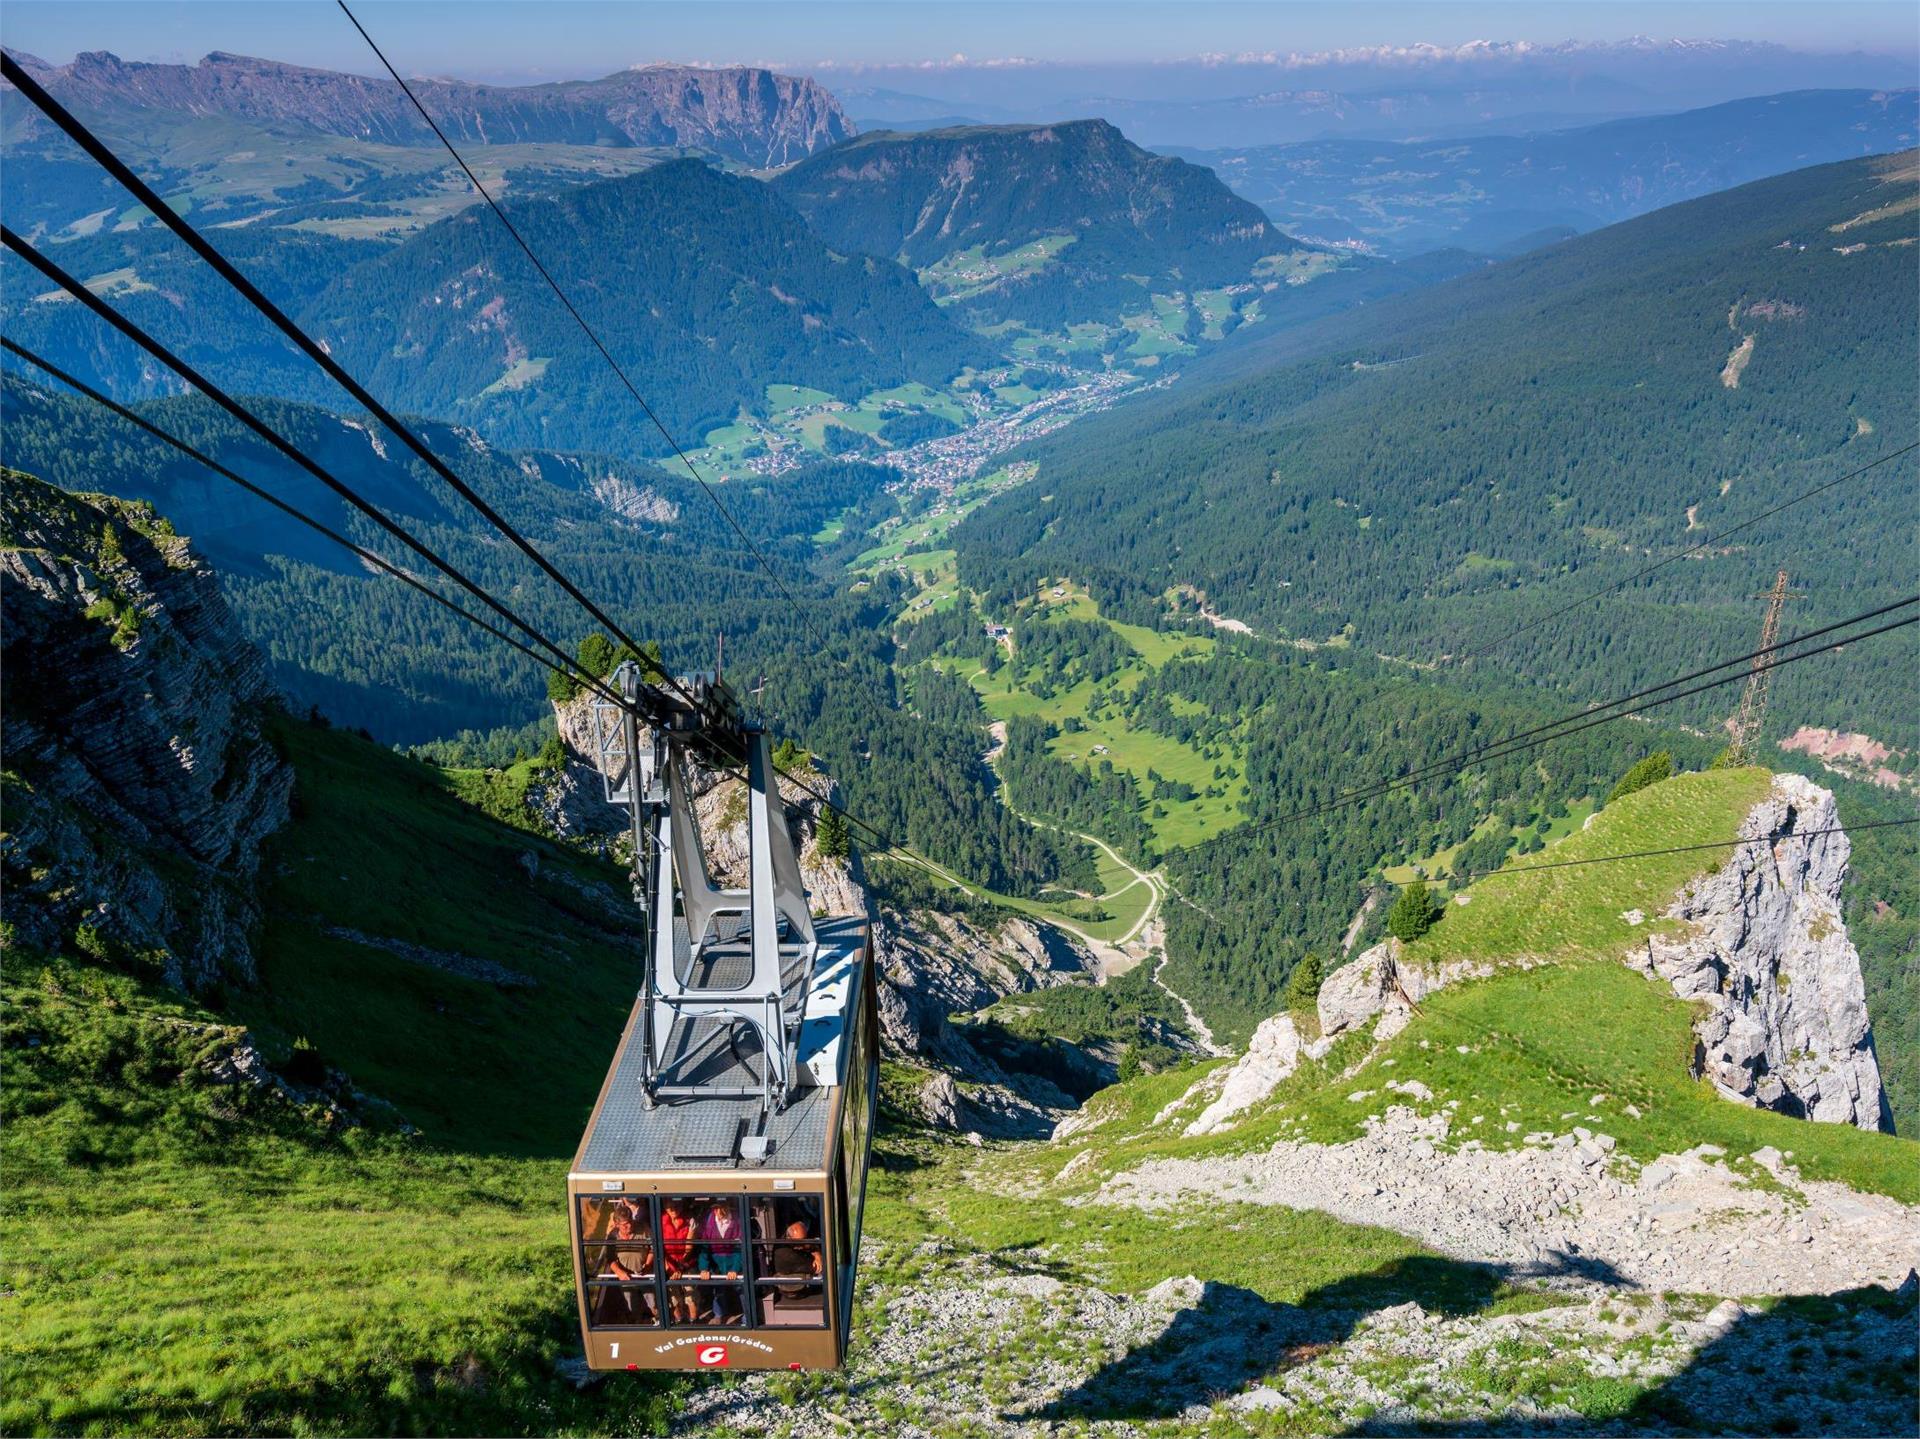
4,48 -> 852,167
1178,89 -> 1920,254
804,40 -> 1918,148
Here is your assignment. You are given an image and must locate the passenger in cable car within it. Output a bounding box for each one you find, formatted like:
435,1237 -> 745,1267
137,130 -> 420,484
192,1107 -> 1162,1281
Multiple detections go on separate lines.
660,1197 -> 698,1323
697,1200 -> 747,1322
605,1210 -> 657,1324
770,1219 -> 822,1290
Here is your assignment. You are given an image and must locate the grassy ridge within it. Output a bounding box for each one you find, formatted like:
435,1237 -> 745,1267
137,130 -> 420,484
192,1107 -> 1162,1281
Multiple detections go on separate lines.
1398,767 -> 1773,969
1052,770 -> 1920,1206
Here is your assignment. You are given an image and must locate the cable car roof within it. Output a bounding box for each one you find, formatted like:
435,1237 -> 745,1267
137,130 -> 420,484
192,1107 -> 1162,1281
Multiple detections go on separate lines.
574,915 -> 868,1176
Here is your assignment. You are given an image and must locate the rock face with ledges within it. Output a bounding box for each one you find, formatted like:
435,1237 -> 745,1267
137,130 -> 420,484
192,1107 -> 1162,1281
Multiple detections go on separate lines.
1,471 -> 292,988
1634,773 -> 1888,1130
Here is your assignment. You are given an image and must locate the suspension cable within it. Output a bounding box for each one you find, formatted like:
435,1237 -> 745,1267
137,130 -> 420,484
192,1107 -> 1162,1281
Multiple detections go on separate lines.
333,0 -> 848,667
0,51 -> 706,719
0,226 -> 632,713
1,337 -> 597,691
1460,442 -> 1919,661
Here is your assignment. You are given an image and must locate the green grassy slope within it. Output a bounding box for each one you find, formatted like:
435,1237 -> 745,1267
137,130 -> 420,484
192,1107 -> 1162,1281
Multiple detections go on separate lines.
2,720 -> 687,1435
1055,770 -> 1919,1206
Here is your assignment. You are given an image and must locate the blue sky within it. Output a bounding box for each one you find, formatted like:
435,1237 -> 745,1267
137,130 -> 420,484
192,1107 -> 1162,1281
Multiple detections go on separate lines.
4,1 -> 1915,82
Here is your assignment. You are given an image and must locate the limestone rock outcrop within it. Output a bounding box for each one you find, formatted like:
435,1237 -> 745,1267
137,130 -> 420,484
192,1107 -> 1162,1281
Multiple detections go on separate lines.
1183,1012 -> 1308,1136
1,473 -> 292,989
1632,773 -> 1887,1130
1316,939 -> 1494,1043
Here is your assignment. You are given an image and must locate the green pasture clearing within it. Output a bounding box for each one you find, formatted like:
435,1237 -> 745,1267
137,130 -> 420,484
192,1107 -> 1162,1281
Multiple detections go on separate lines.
860,382 -> 968,425
919,233 -> 1076,304
478,356 -> 551,398
765,383 -> 836,413
933,581 -> 1242,849
1122,305 -> 1194,360
1192,287 -> 1240,339
853,467 -> 1033,575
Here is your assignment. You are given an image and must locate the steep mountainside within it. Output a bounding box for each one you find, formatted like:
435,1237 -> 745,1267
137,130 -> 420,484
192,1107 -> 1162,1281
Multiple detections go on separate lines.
0,377 -> 906,734
1184,88 -> 1920,254
0,159 -> 988,458
1,471 -> 292,991
7,478 -> 1911,1439
774,120 -> 1317,330
955,152 -> 1920,744
5,48 -> 853,168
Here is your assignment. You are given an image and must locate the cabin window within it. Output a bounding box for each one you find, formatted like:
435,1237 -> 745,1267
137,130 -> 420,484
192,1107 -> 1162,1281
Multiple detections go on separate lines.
839,972 -> 876,1252
750,1194 -> 827,1328
579,1191 -> 829,1331
579,1196 -> 660,1329
663,1194 -> 750,1328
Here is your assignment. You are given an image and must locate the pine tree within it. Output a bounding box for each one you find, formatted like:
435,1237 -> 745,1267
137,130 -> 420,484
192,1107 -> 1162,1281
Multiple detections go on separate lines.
1282,951 -> 1324,1011
816,805 -> 851,860
1388,880 -> 1440,943
1605,751 -> 1674,805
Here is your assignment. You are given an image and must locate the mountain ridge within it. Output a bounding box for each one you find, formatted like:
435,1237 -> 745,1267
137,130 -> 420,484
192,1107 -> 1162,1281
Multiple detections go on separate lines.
1182,87 -> 1920,254
774,118 -> 1313,330
4,47 -> 854,167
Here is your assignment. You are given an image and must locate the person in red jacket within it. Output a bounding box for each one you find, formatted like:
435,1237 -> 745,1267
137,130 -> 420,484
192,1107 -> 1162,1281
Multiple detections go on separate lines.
660,1196 -> 696,1323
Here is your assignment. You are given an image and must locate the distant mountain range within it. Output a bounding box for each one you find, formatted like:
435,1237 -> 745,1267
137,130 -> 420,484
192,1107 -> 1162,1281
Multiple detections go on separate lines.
1179,89 -> 1920,255
3,48 -> 853,168
775,120 -> 1310,329
825,39 -> 1918,148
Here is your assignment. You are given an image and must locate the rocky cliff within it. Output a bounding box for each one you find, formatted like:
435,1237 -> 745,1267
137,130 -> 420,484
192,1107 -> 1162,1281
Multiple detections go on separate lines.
7,49 -> 853,168
1280,772 -> 1888,1132
1634,773 -> 1888,1130
1,471 -> 292,990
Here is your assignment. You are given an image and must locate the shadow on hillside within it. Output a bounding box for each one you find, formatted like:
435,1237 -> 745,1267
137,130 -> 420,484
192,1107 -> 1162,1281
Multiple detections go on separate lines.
1031,1262 -> 1915,1431
1027,1254 -> 1525,1423
1332,1282 -> 1916,1438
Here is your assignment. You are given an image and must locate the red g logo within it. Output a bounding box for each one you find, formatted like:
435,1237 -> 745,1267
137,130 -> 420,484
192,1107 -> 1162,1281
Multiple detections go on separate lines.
696,1344 -> 729,1368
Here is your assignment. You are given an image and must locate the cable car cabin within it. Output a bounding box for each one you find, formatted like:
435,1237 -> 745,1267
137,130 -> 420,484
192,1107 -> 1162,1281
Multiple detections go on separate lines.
567,917 -> 877,1371
567,664 -> 880,1372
